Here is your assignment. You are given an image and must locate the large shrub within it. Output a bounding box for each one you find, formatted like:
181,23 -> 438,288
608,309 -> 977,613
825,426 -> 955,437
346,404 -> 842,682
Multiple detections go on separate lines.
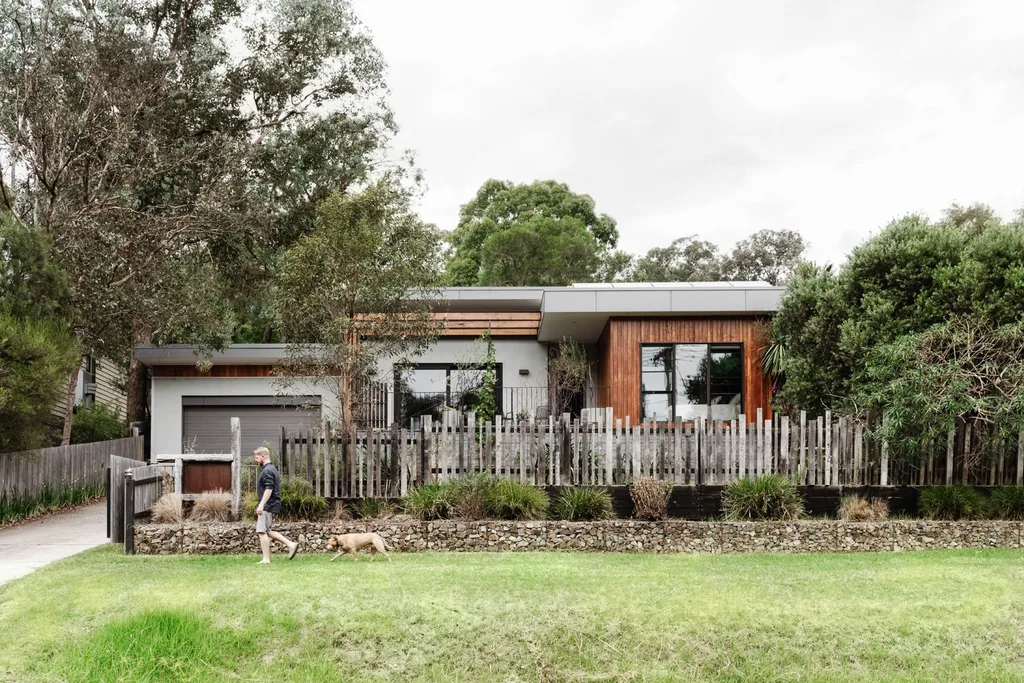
772,211 -> 1024,458
918,485 -> 985,520
71,404 -> 128,444
722,475 -> 803,521
0,312 -> 79,452
987,486 -> 1024,521
629,476 -> 672,520
450,474 -> 499,520
553,487 -> 614,521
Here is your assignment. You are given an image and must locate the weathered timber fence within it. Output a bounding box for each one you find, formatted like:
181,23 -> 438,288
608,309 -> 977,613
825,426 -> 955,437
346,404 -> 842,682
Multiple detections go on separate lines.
123,463 -> 173,554
1,437 -> 144,498
108,454 -> 147,542
281,410 -> 1024,498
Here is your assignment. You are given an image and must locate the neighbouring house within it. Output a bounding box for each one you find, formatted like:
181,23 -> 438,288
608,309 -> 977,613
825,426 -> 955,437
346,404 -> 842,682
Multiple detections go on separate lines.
137,282 -> 783,457
51,354 -> 128,424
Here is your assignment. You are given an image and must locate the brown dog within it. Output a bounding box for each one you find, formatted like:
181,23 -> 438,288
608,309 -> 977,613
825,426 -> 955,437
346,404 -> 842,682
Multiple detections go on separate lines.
325,532 -> 391,562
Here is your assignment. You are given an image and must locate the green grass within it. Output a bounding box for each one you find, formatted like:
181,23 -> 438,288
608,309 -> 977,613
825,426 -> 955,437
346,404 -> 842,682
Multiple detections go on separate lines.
1,547 -> 1022,682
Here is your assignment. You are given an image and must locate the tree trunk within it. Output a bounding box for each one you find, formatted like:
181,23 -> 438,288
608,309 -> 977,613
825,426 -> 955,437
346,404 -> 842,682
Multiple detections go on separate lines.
126,326 -> 151,426
60,356 -> 84,446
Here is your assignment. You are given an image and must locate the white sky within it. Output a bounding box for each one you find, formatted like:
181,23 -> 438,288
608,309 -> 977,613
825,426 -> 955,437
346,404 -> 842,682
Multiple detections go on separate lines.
352,0 -> 1024,266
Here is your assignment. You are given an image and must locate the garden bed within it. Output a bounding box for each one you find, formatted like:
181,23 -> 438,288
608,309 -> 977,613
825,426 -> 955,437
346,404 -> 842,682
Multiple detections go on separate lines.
133,518 -> 1024,555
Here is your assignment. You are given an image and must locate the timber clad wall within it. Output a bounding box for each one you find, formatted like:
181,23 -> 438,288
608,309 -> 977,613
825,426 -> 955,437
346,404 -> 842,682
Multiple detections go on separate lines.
596,317 -> 772,423
52,357 -> 127,421
152,365 -> 275,378
434,312 -> 541,337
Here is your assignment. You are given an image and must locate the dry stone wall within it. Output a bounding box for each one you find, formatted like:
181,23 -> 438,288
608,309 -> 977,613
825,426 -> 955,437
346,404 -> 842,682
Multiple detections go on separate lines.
133,519 -> 1024,555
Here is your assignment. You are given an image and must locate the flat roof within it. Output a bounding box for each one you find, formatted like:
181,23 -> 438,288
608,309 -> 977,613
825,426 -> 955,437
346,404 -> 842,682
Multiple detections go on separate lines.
139,282 -> 785,363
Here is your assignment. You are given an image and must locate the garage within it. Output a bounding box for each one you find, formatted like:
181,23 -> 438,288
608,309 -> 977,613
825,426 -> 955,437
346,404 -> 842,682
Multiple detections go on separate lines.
181,396 -> 321,457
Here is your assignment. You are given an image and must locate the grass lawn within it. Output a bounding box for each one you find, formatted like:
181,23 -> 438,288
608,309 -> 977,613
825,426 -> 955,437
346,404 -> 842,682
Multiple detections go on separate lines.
0,547 -> 1022,682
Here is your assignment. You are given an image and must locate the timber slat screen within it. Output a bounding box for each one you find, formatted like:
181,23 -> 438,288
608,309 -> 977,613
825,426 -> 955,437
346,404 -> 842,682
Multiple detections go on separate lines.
1,437 -> 144,498
281,410 -> 1024,497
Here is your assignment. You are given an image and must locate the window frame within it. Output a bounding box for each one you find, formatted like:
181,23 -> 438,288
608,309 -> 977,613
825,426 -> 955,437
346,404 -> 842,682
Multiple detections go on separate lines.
639,343 -> 744,421
393,362 -> 504,423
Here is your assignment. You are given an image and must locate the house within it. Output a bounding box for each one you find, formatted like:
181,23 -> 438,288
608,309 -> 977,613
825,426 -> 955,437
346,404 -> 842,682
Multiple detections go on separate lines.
51,355 -> 128,424
136,282 -> 783,457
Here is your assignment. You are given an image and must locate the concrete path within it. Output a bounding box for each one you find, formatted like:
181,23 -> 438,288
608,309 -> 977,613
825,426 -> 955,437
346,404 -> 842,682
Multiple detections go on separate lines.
0,501 -> 109,587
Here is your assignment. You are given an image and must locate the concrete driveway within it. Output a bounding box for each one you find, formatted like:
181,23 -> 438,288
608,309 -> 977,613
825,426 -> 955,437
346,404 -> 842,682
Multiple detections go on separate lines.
0,501 -> 109,587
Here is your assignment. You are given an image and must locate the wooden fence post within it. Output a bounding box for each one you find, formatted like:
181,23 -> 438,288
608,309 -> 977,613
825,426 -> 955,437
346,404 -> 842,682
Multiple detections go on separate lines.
230,417 -> 241,519
123,470 -> 135,555
1017,429 -> 1023,486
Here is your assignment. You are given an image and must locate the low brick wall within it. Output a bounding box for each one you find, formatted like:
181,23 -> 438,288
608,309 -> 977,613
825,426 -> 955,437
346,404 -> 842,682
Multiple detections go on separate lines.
132,519 -> 1024,555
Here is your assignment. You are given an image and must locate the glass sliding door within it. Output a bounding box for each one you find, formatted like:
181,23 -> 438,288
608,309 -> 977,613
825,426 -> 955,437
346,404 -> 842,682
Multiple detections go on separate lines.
708,345 -> 742,420
640,346 -> 673,421
673,344 -> 708,420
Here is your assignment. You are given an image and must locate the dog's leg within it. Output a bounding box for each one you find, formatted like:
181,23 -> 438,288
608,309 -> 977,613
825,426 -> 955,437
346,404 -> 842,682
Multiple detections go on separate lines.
330,551 -> 344,562
373,538 -> 392,562
350,547 -> 358,561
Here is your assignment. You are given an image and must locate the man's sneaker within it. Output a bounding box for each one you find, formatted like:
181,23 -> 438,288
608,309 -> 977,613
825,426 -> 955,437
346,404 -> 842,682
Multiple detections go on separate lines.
288,542 -> 299,560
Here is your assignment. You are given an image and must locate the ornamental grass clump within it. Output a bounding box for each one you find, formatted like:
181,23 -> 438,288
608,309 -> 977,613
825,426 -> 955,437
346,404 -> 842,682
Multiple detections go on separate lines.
188,489 -> 231,522
986,485 -> 1024,520
403,482 -> 455,521
553,487 -> 614,521
722,475 -> 803,521
351,497 -> 397,520
152,492 -> 184,524
485,480 -> 548,521
918,485 -> 984,520
838,494 -> 889,522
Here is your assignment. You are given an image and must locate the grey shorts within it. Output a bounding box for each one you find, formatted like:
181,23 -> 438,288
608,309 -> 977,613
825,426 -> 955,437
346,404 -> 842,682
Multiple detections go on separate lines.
255,511 -> 274,533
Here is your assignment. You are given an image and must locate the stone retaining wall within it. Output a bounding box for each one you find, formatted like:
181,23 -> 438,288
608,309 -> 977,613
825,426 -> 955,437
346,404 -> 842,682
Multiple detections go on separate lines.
132,519 -> 1024,555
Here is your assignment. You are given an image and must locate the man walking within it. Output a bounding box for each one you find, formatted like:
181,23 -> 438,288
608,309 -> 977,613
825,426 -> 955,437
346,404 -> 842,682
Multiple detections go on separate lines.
253,447 -> 298,563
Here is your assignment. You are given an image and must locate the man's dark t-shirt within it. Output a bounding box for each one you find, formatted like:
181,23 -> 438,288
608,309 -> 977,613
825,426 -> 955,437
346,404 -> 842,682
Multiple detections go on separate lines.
257,462 -> 282,514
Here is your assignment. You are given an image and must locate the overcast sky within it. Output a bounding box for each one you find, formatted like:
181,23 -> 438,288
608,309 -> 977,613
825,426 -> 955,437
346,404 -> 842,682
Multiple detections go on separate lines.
352,0 -> 1024,266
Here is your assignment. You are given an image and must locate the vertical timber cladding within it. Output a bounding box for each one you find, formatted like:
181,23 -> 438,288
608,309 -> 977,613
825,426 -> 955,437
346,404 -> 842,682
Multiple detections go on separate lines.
596,317 -> 772,423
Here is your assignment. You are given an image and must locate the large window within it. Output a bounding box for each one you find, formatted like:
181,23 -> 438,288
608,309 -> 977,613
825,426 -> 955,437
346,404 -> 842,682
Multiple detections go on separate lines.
395,363 -> 502,424
640,344 -> 742,421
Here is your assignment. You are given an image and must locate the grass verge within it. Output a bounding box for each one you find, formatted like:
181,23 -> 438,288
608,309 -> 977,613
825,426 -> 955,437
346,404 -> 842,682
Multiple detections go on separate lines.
0,547 -> 1022,681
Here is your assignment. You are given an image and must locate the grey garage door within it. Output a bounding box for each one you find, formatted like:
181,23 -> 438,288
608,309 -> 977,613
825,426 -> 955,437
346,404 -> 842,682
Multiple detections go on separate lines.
182,404 -> 321,457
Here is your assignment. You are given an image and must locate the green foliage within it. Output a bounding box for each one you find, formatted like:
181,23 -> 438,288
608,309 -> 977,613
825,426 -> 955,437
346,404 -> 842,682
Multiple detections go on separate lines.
449,474 -> 499,520
485,479 -> 549,521
0,482 -> 105,526
628,230 -> 806,285
471,332 -> 498,424
70,404 -> 127,445
631,236 -> 724,282
918,486 -> 985,521
273,180 -> 443,429
350,498 -> 397,520
986,486 -> 1024,521
446,179 -> 617,286
722,476 -> 804,521
476,215 -> 602,286
403,482 -> 456,521
278,477 -> 329,520
773,208 -> 1024,445
0,311 -> 79,452
0,215 -> 72,321
553,487 -> 614,521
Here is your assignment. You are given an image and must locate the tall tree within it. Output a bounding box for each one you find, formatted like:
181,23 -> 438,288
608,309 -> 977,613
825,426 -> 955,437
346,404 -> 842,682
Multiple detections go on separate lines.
446,179 -> 618,286
722,229 -> 807,285
273,178 -> 444,437
631,236 -> 724,282
0,0 -> 393,432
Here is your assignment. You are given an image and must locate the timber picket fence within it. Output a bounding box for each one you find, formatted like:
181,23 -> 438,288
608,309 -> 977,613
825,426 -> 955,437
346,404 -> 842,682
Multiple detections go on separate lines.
279,410 -> 1024,498
1,437 -> 144,498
